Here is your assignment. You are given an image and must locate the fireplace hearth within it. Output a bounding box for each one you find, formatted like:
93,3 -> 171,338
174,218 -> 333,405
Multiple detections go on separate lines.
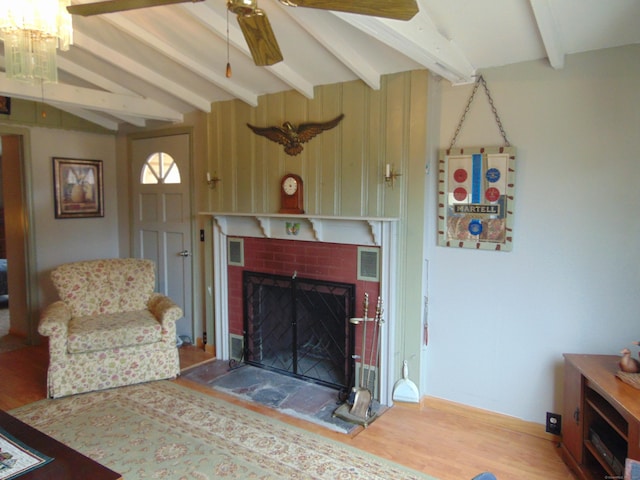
243,271 -> 356,392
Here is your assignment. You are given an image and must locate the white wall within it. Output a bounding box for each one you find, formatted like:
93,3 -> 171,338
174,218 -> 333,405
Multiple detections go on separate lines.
423,45 -> 640,424
29,127 -> 118,309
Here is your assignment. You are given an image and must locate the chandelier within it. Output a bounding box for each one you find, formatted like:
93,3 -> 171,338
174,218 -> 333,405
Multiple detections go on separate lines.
0,0 -> 73,84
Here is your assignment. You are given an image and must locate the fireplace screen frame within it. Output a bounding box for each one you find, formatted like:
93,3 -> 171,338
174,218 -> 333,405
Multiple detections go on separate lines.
242,271 -> 356,391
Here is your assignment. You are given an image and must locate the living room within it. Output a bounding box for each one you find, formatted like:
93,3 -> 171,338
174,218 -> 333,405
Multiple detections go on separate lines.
0,2 -> 639,479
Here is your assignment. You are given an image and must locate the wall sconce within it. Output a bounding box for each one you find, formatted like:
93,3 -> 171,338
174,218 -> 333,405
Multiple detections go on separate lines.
384,164 -> 401,187
206,171 -> 221,189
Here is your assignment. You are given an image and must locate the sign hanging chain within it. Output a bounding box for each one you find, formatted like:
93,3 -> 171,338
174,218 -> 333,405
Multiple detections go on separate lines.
448,75 -> 510,150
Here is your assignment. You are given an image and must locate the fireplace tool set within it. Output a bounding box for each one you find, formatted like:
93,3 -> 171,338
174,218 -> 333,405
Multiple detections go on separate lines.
333,292 -> 384,427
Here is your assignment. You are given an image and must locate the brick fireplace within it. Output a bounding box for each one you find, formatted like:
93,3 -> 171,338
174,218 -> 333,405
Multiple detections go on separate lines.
206,213 -> 398,404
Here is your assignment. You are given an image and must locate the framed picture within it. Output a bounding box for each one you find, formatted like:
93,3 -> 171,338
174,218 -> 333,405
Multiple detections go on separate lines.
0,96 -> 10,115
53,157 -> 104,218
437,146 -> 516,251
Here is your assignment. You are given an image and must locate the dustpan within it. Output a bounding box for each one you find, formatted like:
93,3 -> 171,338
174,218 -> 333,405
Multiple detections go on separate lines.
392,360 -> 420,403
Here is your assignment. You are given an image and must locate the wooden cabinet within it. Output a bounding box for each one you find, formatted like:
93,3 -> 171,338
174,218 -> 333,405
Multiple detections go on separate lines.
562,354 -> 640,479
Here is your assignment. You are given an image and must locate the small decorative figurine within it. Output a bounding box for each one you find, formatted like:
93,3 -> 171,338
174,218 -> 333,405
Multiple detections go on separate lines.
619,348 -> 640,373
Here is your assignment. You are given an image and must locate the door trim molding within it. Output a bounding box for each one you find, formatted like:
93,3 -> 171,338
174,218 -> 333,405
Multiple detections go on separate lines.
0,126 -> 39,344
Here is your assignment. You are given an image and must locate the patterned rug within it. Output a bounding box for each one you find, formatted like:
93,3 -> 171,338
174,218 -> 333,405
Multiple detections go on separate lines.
10,381 -> 437,480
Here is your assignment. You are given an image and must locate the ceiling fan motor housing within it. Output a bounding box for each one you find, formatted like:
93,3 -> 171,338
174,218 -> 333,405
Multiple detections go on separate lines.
228,0 -> 257,15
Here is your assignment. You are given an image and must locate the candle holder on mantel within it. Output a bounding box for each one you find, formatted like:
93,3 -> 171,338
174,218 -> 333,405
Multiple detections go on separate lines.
384,164 -> 401,188
206,171 -> 221,189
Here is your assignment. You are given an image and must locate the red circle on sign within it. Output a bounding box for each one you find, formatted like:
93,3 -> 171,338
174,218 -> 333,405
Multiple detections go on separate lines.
485,187 -> 500,202
453,169 -> 468,183
453,187 -> 467,201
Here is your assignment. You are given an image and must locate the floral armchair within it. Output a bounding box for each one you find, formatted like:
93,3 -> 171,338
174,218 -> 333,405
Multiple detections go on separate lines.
38,258 -> 183,398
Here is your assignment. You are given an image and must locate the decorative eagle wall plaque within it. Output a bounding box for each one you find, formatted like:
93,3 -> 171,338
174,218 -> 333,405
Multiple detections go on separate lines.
247,114 -> 344,156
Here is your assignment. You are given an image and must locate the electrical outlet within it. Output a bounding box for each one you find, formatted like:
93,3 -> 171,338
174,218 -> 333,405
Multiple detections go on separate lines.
546,412 -> 561,435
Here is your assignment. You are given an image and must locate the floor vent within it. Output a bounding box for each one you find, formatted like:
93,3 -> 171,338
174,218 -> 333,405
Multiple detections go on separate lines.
357,247 -> 380,282
229,334 -> 244,361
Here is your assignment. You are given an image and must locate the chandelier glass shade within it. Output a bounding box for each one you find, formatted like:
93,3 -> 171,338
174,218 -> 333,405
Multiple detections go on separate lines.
0,0 -> 73,84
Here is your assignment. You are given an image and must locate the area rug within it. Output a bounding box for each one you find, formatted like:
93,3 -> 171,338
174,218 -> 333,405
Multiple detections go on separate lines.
10,381 -> 437,480
182,363 -> 384,434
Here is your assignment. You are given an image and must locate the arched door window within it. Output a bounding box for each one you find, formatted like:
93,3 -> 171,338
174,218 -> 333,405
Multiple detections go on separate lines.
140,152 -> 181,184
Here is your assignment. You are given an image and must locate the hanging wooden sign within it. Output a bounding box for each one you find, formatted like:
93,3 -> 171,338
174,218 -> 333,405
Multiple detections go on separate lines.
437,146 -> 515,251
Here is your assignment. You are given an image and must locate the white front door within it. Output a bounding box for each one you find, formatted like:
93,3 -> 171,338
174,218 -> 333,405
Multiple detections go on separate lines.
131,133 -> 193,339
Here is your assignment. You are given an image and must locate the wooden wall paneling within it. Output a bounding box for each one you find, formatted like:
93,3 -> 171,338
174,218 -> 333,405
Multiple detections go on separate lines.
305,87 -> 323,214
208,104 -> 223,211
395,70 -> 429,373
382,74 -> 407,217
282,90 -> 307,213
251,97 -> 271,213
235,104 -> 254,213
340,81 -> 367,217
366,85 -> 383,217
263,92 -> 287,213
302,90 -> 327,214
218,101 -> 237,211
318,83 -> 342,215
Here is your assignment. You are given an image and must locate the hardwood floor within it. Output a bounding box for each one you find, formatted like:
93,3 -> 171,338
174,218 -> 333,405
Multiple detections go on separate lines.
0,343 -> 576,480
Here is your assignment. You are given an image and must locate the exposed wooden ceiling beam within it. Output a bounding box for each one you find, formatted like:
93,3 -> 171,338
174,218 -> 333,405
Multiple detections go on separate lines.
529,0 -> 565,69
97,13 -> 260,106
49,103 -> 120,131
334,12 -> 475,84
0,75 -> 183,122
57,57 -> 147,126
280,6 -> 382,90
73,30 -> 212,112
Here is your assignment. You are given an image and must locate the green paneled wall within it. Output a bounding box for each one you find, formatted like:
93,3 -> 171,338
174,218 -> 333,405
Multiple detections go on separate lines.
204,69 -> 429,384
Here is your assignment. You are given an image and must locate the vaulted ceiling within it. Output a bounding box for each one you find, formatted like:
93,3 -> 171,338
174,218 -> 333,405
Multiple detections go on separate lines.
1,0 -> 638,131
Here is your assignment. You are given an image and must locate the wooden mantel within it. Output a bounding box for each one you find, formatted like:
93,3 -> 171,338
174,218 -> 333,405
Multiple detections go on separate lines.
198,212 -> 399,247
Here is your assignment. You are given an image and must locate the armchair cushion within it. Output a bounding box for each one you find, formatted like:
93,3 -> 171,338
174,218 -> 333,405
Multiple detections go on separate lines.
51,258 -> 154,317
67,310 -> 162,354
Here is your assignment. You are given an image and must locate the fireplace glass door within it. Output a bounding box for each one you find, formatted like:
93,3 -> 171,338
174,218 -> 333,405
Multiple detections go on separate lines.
243,271 -> 355,390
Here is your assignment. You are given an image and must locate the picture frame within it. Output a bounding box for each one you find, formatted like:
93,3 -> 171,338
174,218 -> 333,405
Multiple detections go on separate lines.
53,157 -> 104,219
437,146 -> 516,251
0,96 -> 11,115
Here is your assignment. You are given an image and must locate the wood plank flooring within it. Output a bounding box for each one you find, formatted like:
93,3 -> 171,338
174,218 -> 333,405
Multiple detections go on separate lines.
0,343 -> 576,480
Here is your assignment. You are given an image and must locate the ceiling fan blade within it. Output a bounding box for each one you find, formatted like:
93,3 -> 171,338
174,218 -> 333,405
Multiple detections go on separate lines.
237,10 -> 284,67
284,0 -> 419,21
67,0 -> 204,17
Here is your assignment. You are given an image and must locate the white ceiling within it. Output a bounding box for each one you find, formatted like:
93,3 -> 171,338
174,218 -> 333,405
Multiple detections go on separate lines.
1,0 -> 638,131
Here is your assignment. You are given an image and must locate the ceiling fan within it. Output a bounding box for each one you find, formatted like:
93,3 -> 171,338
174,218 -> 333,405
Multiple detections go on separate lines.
67,0 -> 419,67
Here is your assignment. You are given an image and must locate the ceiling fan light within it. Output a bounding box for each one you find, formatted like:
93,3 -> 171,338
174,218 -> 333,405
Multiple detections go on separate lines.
227,0 -> 257,16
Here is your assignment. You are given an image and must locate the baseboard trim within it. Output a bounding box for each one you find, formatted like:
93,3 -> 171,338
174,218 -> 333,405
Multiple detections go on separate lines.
420,396 -> 560,442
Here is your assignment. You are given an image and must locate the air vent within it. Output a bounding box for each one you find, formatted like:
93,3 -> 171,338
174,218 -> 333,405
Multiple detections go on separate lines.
228,237 -> 244,266
229,334 -> 244,361
357,247 -> 380,282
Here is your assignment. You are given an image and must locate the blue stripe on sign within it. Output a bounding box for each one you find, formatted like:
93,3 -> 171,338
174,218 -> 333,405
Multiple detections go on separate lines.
472,154 -> 482,203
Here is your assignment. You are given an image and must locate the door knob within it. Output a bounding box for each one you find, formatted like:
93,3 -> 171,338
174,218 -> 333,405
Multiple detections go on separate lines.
179,250 -> 191,257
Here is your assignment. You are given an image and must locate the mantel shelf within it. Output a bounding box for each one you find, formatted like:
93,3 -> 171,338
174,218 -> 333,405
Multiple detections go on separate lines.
199,212 -> 398,246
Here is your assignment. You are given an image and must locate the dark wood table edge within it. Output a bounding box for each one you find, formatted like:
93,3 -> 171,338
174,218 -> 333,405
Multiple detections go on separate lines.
1,410 -> 122,480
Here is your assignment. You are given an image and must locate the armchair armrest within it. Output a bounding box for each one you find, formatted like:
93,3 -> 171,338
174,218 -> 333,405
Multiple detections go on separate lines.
147,293 -> 183,338
38,301 -> 72,358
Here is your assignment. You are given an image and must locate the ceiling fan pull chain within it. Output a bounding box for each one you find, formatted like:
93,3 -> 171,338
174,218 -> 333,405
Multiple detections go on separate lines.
448,75 -> 510,150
